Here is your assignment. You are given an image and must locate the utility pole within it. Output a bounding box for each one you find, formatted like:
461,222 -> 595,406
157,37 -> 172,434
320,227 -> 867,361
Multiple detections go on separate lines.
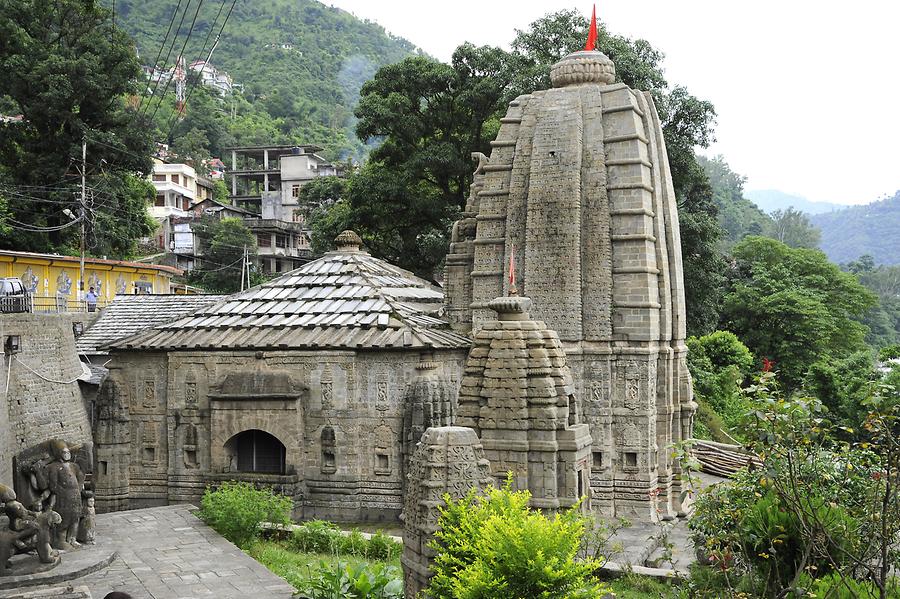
240,245 -> 246,291
79,137 -> 86,303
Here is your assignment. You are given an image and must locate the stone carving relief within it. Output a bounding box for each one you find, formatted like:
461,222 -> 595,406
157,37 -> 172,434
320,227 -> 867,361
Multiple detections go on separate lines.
184,381 -> 198,408
320,426 -> 336,474
182,423 -> 199,469
622,360 -> 645,411
374,421 -> 394,475
141,422 -> 158,466
375,373 -> 389,412
320,364 -> 333,410
142,380 -> 156,409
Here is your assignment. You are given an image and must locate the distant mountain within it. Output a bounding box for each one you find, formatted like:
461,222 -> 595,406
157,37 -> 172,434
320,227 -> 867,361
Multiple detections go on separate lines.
112,0 -> 418,159
810,192 -> 900,265
745,189 -> 846,215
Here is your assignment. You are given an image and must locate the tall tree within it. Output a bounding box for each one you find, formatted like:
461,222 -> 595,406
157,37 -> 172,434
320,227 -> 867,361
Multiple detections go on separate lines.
0,0 -> 155,258
721,236 -> 876,389
769,207 -> 821,249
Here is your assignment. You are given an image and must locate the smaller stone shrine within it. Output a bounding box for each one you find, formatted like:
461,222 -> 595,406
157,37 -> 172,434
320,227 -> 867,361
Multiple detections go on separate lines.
0,439 -> 95,577
401,426 -> 494,599
456,294 -> 594,512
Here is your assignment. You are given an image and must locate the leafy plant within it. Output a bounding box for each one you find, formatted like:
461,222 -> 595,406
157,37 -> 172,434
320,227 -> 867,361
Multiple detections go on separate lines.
301,561 -> 403,599
366,532 -> 401,562
291,520 -> 342,554
198,481 -> 292,549
428,481 -> 608,599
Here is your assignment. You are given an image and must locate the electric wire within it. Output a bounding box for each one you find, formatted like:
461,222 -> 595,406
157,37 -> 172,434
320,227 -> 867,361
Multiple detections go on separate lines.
163,0 -> 234,142
138,0 -> 187,117
146,0 -> 205,127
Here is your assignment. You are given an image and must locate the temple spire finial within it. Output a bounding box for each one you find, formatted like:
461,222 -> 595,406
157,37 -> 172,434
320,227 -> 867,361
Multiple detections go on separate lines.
584,4 -> 598,51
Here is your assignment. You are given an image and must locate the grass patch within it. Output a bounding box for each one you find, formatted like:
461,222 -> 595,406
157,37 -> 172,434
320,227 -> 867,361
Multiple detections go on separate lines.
607,572 -> 682,598
248,539 -> 400,592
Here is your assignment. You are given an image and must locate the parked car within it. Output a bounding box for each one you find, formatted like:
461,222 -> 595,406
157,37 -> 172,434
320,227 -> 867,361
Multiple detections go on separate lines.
0,278 -> 31,313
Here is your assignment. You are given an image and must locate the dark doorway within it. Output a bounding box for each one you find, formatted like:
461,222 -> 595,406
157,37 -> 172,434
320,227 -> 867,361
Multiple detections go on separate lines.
228,429 -> 286,474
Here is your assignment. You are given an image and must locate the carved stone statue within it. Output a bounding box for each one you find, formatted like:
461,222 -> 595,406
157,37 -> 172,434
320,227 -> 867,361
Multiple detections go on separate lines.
35,510 -> 62,564
46,440 -> 86,550
76,497 -> 95,545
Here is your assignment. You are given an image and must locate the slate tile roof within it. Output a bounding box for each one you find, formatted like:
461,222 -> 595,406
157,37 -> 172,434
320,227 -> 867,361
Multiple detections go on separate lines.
77,294 -> 228,355
108,248 -> 471,352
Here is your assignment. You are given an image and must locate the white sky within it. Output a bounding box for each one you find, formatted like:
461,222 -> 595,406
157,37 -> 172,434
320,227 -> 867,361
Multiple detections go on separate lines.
328,0 -> 900,206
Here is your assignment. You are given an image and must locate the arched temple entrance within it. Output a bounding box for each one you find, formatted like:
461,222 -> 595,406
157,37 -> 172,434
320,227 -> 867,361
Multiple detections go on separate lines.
224,429 -> 286,474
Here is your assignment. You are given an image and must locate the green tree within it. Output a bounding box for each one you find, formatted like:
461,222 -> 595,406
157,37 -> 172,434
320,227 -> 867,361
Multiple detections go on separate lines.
0,0 -> 155,258
698,155 -> 772,248
189,217 -> 260,292
720,236 -> 877,389
769,207 -> 821,249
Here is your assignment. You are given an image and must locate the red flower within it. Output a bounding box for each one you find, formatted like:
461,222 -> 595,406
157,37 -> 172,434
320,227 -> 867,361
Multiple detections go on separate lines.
762,357 -> 774,372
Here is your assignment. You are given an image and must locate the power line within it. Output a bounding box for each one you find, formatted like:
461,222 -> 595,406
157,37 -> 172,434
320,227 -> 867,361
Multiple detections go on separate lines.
138,0 -> 187,117
164,0 -> 234,142
147,0 -> 205,127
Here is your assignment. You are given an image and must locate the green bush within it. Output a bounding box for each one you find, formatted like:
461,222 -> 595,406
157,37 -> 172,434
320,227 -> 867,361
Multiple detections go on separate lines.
301,560 -> 403,599
198,481 -> 292,549
429,482 -> 607,599
338,529 -> 369,557
797,572 -> 899,598
365,532 -> 401,561
291,520 -> 341,554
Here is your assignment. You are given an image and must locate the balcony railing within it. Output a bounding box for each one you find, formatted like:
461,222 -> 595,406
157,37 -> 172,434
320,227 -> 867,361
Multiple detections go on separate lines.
27,295 -> 112,314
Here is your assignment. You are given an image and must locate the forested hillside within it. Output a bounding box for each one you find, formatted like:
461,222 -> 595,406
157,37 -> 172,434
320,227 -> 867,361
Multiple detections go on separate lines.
698,155 -> 772,248
811,192 -> 900,265
112,0 -> 418,160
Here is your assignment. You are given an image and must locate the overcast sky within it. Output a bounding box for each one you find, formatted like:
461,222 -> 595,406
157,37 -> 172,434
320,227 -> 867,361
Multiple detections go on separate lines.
327,1 -> 899,206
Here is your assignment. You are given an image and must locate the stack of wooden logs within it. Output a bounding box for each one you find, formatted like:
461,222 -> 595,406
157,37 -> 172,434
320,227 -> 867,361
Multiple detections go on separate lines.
692,439 -> 762,477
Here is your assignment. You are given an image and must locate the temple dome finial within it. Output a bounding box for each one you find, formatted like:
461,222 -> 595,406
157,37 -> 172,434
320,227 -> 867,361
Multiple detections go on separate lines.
334,230 -> 363,252
550,5 -> 615,87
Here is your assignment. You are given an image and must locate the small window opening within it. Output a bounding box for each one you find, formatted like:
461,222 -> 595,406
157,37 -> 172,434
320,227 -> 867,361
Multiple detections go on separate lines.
625,452 -> 638,468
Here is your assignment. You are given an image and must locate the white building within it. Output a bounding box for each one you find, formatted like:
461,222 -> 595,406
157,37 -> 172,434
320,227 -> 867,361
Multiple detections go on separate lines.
150,161 -> 198,218
189,60 -> 234,96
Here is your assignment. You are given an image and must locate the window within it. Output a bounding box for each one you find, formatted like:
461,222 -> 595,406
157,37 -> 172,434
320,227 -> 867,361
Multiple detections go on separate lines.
257,234 -> 271,248
152,174 -> 166,182
624,452 -> 638,468
291,184 -> 300,198
275,235 -> 287,248
171,174 -> 180,185
592,451 -> 603,472
226,430 -> 286,474
154,195 -> 165,207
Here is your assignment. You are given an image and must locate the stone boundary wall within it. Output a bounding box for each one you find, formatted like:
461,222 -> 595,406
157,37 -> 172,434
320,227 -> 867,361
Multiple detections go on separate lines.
0,313 -> 94,485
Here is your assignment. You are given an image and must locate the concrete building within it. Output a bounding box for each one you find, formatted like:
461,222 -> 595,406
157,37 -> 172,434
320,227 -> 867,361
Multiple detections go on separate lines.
188,60 -> 234,96
93,232 -> 470,519
227,144 -> 345,220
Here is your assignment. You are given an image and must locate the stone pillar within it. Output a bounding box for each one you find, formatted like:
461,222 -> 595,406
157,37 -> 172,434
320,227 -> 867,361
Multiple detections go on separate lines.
401,426 -> 493,599
93,373 -> 131,513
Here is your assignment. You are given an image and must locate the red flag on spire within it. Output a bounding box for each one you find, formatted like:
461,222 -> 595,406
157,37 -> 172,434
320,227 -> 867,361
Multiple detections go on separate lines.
508,244 -> 516,292
584,4 -> 598,51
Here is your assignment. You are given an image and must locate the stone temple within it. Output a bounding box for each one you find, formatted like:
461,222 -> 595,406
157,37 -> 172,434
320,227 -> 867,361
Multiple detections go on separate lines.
445,47 -> 695,519
88,41 -> 694,524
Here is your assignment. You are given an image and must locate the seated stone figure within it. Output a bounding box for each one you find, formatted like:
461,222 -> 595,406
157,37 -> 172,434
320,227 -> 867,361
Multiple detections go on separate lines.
46,440 -> 86,550
35,510 -> 62,564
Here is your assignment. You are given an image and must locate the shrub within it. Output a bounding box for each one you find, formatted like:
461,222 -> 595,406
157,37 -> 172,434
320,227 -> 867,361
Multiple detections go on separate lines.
429,481 -> 607,599
366,532 -> 401,561
338,529 -> 369,557
301,560 -> 403,599
198,481 -> 292,549
291,520 -> 341,554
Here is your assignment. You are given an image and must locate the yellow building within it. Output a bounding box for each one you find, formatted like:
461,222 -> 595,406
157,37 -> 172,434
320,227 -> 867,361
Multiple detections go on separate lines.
0,250 -> 182,309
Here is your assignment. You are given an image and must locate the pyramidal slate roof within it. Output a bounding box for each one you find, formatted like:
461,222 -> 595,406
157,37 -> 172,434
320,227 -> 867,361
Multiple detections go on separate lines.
109,235 -> 471,352
78,294 -> 228,355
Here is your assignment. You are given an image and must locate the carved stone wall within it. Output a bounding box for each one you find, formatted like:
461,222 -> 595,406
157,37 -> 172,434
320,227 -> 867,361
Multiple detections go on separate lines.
401,426 -> 493,599
94,348 -> 467,520
444,50 -> 696,520
0,313 -> 93,488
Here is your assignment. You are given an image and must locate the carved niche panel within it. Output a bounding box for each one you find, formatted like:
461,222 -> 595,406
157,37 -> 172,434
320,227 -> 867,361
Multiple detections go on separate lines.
142,380 -> 157,409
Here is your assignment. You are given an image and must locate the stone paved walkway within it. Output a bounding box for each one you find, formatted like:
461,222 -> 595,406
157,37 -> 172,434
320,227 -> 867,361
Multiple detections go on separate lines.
2,505 -> 295,599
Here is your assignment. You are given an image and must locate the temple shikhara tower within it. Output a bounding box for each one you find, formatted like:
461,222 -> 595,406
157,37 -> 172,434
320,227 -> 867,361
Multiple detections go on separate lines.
445,15 -> 696,519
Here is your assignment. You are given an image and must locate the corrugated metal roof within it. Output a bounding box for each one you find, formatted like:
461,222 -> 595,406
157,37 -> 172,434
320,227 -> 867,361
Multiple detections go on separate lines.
108,249 -> 471,352
78,294 -> 228,355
